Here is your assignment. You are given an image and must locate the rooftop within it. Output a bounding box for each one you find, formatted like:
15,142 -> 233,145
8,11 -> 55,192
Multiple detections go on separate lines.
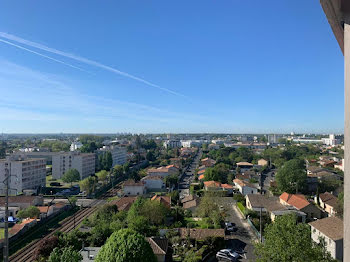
309,217 -> 343,241
279,192 -> 311,210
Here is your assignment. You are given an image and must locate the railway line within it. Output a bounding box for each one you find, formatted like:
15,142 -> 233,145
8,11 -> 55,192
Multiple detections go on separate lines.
9,182 -> 121,262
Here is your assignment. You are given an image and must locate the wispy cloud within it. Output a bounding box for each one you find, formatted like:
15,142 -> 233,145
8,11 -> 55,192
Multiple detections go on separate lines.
0,32 -> 187,98
0,39 -> 88,72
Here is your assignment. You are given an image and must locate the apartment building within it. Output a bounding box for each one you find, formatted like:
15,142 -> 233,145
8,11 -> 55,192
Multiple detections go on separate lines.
52,152 -> 95,180
0,155 -> 46,194
97,145 -> 127,166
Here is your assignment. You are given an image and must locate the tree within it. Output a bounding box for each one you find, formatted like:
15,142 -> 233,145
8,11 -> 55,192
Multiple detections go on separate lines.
114,164 -> 124,177
79,176 -> 98,196
0,142 -> 7,159
96,229 -> 157,262
47,247 -> 82,262
335,191 -> 344,218
34,236 -> 59,261
255,214 -> 336,262
62,169 -> 80,186
96,170 -> 108,185
17,206 -> 40,219
275,159 -> 307,193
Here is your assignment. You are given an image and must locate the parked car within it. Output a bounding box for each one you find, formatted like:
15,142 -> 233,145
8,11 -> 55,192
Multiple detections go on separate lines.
224,222 -> 236,232
216,249 -> 240,261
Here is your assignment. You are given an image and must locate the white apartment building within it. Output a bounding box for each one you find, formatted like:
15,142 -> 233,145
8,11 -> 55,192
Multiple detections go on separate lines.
52,152 -> 95,180
163,140 -> 181,149
98,145 -> 127,166
267,134 -> 281,144
322,134 -> 340,146
70,141 -> 83,151
0,155 -> 46,194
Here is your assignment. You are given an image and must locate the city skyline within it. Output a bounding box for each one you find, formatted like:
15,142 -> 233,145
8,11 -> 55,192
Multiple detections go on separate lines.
0,1 -> 344,133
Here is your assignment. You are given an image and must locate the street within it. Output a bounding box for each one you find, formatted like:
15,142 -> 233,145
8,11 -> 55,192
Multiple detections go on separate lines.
212,197 -> 257,262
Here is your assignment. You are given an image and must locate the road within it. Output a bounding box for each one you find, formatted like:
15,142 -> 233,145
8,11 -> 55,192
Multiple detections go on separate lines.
179,149 -> 201,198
211,197 -> 257,262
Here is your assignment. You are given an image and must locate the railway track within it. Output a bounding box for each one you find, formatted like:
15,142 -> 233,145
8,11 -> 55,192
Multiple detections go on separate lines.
9,183 -> 121,262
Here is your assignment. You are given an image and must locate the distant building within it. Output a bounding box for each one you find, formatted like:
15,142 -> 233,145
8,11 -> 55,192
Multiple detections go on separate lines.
123,180 -> 146,196
97,145 -> 127,166
334,159 -> 344,172
52,152 -> 95,180
70,141 -> 83,151
141,176 -> 165,191
0,155 -> 46,194
151,195 -> 171,209
267,134 -> 281,144
80,247 -> 101,261
147,165 -> 179,177
309,217 -> 343,261
201,158 -> 216,167
322,134 -> 339,146
163,140 -> 181,149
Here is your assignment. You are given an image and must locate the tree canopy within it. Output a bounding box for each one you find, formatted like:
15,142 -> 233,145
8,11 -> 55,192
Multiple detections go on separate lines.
62,168 -> 80,185
255,214 -> 336,262
275,159 -> 307,193
47,247 -> 82,262
17,206 -> 40,219
96,229 -> 157,262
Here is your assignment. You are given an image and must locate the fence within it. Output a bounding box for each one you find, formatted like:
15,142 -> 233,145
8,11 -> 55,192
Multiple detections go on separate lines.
247,217 -> 264,242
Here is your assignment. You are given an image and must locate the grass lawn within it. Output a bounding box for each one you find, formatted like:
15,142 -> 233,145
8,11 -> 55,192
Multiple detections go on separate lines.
46,175 -> 80,188
0,228 -> 4,239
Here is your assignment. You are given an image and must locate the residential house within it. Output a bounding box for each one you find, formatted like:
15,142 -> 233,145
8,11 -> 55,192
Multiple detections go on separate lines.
0,196 -> 43,210
221,184 -> 234,195
309,217 -> 343,261
181,195 -> 199,212
203,181 -> 221,191
147,165 -> 179,178
146,237 -> 170,262
316,192 -> 338,217
233,179 -> 258,196
236,162 -> 254,170
112,197 -> 137,212
279,192 -> 321,220
334,159 -> 344,172
141,175 -> 165,191
258,159 -> 268,167
151,195 -> 171,209
245,194 -> 306,223
9,218 -> 37,238
201,158 -> 216,167
37,206 -> 54,219
123,180 -> 146,196
80,247 -> 101,261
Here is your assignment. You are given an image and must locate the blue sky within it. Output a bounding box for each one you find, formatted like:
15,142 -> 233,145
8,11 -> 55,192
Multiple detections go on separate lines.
0,1 -> 344,134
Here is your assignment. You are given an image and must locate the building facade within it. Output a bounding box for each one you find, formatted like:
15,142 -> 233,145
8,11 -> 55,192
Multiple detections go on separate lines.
52,152 -> 95,180
98,145 -> 127,167
0,155 -> 46,194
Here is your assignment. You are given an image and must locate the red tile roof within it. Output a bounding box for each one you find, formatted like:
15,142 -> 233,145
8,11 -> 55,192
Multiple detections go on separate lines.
221,184 -> 233,189
203,181 -> 221,188
198,174 -> 205,180
279,192 -> 310,210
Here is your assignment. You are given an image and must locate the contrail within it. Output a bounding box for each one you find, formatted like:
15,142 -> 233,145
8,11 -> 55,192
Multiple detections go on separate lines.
0,32 -> 187,98
0,39 -> 88,72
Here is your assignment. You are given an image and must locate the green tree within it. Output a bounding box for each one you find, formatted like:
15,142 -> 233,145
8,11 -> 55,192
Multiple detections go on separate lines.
17,206 -> 40,219
47,247 -> 82,262
335,191 -> 344,218
114,164 -> 124,177
275,159 -> 307,193
0,142 -> 7,159
255,214 -> 336,262
62,169 -> 80,186
96,229 -> 157,262
79,176 -> 98,196
96,170 -> 108,185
